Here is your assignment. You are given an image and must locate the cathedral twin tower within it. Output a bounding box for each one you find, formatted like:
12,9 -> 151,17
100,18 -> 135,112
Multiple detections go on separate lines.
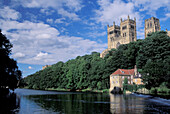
100,16 -> 161,58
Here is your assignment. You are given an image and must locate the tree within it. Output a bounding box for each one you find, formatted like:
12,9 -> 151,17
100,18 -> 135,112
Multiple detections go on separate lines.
0,30 -> 22,90
123,78 -> 128,91
139,31 -> 170,89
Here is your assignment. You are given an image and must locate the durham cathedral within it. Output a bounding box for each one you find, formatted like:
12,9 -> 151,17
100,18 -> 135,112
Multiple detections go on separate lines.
100,16 -> 170,58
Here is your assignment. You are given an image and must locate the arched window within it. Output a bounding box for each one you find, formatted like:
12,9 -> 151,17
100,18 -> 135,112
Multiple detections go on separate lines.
116,42 -> 120,48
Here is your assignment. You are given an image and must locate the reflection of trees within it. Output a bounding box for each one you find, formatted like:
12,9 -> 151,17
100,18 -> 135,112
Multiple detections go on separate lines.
26,93 -> 111,114
0,92 -> 20,113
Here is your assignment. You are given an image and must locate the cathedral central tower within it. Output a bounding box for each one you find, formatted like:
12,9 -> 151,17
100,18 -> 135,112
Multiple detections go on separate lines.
100,16 -> 137,58
107,15 -> 137,49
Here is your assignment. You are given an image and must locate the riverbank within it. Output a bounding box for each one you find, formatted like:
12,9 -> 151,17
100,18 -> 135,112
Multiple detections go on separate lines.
46,88 -> 110,93
22,87 -> 110,93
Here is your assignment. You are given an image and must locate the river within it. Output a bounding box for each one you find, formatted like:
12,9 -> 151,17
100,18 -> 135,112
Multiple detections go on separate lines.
0,89 -> 170,114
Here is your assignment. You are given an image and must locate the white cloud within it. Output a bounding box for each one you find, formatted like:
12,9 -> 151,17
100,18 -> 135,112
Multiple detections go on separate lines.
87,31 -> 106,38
40,8 -> 55,15
34,52 -> 48,60
57,9 -> 80,21
46,18 -> 53,24
54,18 -> 65,23
12,52 -> 25,58
13,0 -> 83,21
0,6 -> 20,20
94,0 -> 139,25
0,19 -> 107,65
129,0 -> 170,15
160,13 -> 170,21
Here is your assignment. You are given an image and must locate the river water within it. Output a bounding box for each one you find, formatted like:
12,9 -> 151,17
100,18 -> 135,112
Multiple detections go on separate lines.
1,89 -> 170,114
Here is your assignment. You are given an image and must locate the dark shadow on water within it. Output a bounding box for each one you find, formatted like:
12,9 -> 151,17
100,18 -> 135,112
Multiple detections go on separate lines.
25,93 -> 111,114
0,92 -> 20,114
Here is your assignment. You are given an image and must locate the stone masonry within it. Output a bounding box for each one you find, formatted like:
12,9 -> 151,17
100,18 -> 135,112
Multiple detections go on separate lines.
100,16 -> 137,58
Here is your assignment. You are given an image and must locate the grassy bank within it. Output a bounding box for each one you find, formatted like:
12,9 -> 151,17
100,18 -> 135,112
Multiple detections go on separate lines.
26,87 -> 110,93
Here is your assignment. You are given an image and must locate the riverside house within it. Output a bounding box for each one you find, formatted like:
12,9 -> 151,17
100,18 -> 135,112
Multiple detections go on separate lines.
110,66 -> 143,92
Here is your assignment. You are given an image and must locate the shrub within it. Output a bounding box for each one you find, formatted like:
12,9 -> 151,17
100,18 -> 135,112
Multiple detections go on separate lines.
150,88 -> 157,94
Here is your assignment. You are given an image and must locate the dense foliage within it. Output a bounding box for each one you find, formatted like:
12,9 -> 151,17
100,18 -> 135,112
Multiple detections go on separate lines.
23,31 -> 170,90
0,30 -> 22,90
138,31 -> 170,89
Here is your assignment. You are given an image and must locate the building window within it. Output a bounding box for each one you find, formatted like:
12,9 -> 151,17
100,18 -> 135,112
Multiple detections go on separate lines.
132,32 -> 134,36
112,81 -> 114,84
109,31 -> 114,34
135,79 -> 137,82
150,22 -> 152,27
121,71 -> 125,73
128,81 -> 130,84
122,76 -> 124,79
122,25 -> 127,30
131,25 -> 134,29
148,23 -> 149,28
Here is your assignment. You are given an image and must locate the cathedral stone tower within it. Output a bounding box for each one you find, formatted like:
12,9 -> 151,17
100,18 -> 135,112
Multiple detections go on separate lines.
100,16 -> 136,58
145,17 -> 160,38
107,15 -> 137,49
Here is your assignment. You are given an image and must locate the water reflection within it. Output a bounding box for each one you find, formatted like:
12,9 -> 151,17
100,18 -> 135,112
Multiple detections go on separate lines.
24,93 -> 111,114
2,89 -> 169,114
110,93 -> 170,114
0,92 -> 20,114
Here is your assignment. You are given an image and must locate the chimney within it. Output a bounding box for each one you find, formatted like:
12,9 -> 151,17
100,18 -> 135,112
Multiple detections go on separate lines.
134,65 -> 137,76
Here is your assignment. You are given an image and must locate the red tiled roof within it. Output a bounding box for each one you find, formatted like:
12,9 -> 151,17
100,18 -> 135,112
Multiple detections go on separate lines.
111,69 -> 135,75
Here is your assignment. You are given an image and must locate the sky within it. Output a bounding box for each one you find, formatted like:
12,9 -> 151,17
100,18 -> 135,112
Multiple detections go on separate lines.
0,0 -> 170,77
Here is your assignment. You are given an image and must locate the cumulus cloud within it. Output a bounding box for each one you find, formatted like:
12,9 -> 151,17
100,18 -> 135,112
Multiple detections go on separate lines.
12,52 -> 25,58
54,18 -> 66,24
46,18 -> 53,24
129,0 -> 170,15
160,13 -> 170,21
12,0 -> 83,21
0,19 -> 107,65
0,6 -> 20,20
57,9 -> 80,21
87,31 -> 106,38
94,0 -> 139,25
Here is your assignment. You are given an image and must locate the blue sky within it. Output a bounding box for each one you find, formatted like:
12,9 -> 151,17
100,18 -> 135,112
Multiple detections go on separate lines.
0,0 -> 170,77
